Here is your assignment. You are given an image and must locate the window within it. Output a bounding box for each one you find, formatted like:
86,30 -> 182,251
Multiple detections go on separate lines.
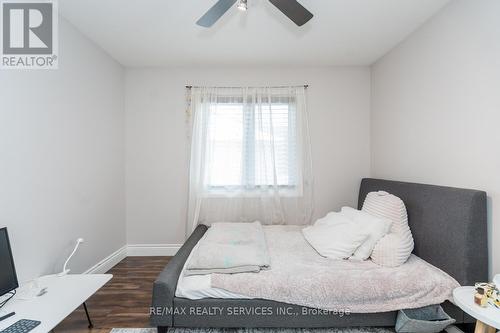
203,96 -> 298,192
186,86 -> 312,229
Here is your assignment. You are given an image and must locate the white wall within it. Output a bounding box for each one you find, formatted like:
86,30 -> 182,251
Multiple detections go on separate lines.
371,0 -> 500,277
0,17 -> 126,282
125,67 -> 371,245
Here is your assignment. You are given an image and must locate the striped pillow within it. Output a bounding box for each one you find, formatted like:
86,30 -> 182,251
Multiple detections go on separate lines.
362,191 -> 414,267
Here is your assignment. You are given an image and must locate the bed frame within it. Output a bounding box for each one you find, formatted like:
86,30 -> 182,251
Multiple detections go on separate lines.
150,178 -> 488,331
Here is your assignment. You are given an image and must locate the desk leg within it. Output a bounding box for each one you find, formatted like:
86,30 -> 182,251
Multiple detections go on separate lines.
474,320 -> 496,333
83,302 -> 93,329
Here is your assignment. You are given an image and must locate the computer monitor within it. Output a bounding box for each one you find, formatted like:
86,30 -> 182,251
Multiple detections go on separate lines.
0,228 -> 18,297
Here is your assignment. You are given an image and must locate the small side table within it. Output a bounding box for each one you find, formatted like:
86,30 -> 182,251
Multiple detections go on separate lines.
453,286 -> 499,333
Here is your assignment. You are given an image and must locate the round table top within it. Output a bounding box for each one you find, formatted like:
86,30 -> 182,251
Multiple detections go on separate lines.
453,286 -> 500,329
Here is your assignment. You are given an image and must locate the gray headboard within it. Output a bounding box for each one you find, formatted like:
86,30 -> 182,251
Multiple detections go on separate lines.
358,178 -> 488,287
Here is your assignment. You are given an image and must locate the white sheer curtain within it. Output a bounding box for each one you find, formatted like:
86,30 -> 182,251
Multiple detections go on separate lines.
186,86 -> 313,236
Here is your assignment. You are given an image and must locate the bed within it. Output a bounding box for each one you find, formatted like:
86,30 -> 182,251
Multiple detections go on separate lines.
150,178 -> 488,331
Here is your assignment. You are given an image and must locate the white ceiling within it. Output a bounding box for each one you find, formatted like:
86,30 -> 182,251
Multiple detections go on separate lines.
59,0 -> 451,67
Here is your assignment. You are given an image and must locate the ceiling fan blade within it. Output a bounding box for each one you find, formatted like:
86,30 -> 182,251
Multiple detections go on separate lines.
268,0 -> 313,26
196,0 -> 238,27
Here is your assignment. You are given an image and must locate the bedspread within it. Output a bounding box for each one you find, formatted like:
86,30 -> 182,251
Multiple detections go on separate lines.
211,225 -> 459,313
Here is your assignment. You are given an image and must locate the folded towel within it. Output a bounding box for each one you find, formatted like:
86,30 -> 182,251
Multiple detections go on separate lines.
185,221 -> 270,276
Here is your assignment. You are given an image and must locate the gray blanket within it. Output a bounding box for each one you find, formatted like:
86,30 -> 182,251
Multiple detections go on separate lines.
212,226 -> 460,313
185,222 -> 270,276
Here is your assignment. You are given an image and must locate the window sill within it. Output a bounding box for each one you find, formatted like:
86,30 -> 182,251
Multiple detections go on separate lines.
202,187 -> 303,198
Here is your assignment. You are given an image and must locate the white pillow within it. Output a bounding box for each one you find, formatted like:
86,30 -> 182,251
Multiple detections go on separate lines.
302,214 -> 369,259
313,211 -> 353,227
340,206 -> 392,260
362,191 -> 414,267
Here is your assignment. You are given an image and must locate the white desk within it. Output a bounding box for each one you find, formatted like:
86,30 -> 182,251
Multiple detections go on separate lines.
453,286 -> 500,333
0,274 -> 112,333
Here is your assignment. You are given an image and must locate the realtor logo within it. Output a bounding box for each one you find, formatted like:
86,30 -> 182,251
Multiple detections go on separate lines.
1,0 -> 58,69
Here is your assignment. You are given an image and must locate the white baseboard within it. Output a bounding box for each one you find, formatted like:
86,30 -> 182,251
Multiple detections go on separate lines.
127,244 -> 182,256
83,243 -> 182,274
84,245 -> 128,274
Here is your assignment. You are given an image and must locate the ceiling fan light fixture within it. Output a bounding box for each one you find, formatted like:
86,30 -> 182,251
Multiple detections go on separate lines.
196,0 -> 313,28
237,0 -> 248,11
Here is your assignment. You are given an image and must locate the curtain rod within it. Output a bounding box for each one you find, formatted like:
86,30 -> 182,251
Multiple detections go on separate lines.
185,85 -> 309,89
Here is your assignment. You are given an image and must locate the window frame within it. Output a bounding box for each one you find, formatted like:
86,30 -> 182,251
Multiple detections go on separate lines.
201,94 -> 303,197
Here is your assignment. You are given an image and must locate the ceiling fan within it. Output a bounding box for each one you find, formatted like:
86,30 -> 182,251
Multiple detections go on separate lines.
196,0 -> 314,27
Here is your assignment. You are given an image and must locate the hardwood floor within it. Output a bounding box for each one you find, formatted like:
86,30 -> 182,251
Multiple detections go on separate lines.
54,256 -> 170,333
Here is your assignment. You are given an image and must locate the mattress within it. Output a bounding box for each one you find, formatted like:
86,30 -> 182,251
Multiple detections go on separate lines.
176,225 -> 459,313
